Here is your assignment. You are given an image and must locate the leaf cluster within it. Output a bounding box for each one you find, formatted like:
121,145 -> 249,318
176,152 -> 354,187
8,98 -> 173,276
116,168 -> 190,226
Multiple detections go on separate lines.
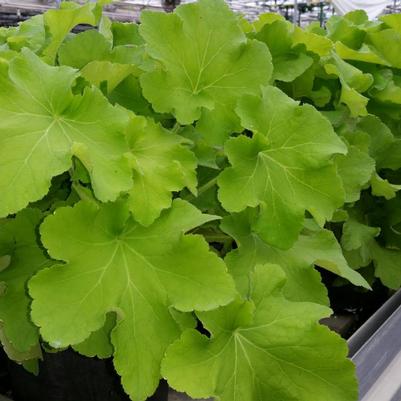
0,2 -> 401,401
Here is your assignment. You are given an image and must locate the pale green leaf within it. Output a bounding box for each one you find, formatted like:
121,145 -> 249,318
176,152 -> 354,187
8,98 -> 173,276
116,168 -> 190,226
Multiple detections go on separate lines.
293,26 -> 333,56
335,42 -> 389,66
0,209 -> 51,355
341,216 -> 401,289
357,115 -> 401,171
323,54 -> 373,116
29,200 -> 236,401
43,2 -> 99,64
73,313 -> 116,359
336,143 -> 375,202
371,173 -> 401,200
255,20 -> 313,82
6,15 -> 45,53
368,28 -> 401,69
58,30 -> 111,69
341,217 -> 380,252
371,242 -> 401,289
112,22 -> 144,46
81,61 -> 137,93
0,49 -> 132,217
139,0 -> 272,145
218,86 -> 346,249
222,211 -> 369,305
162,265 -> 358,401
126,116 -> 197,226
221,211 -> 329,305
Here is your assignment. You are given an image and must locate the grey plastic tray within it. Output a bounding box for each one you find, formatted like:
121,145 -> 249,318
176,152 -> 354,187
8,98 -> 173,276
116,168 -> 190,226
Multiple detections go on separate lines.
349,290 -> 401,401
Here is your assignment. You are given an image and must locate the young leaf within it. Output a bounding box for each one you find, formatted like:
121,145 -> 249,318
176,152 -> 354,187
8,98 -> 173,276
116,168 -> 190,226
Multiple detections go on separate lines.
80,61 -> 137,94
335,42 -> 389,66
126,116 -> 197,226
255,20 -> 313,82
162,264 -> 358,401
335,143 -> 375,202
371,173 -> 401,200
370,242 -> 401,289
356,115 -> 401,171
0,209 -> 51,355
218,86 -> 346,249
323,54 -> 373,116
139,0 -> 272,145
342,217 -> 381,252
111,22 -> 144,46
58,30 -> 112,69
43,2 -> 99,64
292,26 -> 333,56
222,212 -> 328,305
29,200 -> 236,401
73,313 -> 116,359
5,15 -> 46,53
222,211 -> 369,305
0,49 -> 132,217
341,216 -> 401,289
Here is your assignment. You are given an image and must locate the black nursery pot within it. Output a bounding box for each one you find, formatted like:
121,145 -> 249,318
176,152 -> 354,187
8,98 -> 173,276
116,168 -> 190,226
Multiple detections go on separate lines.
7,349 -> 168,401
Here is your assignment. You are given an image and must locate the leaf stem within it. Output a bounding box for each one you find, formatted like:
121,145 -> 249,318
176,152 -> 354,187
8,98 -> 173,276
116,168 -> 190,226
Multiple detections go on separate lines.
72,183 -> 99,205
183,176 -> 218,201
203,233 -> 231,242
198,177 -> 218,196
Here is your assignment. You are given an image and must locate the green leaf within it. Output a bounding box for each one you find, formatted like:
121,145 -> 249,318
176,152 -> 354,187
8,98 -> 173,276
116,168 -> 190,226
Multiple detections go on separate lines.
381,14 -> 401,33
335,143 -> 375,202
221,211 -> 329,305
250,12 -> 286,33
341,216 -> 401,288
326,14 -> 366,49
0,49 -> 132,217
111,22 -> 144,46
323,54 -> 373,116
6,15 -> 46,53
370,241 -> 401,289
162,265 -> 358,401
43,2 -> 99,64
356,115 -> 401,171
342,217 -> 380,252
0,325 -> 41,364
81,61 -> 137,94
368,28 -> 401,69
126,116 -> 197,226
222,210 -> 369,305
371,173 -> 401,200
108,74 -> 154,116
218,86 -> 346,249
73,313 -> 116,359
0,209 -> 51,355
29,200 -> 236,401
370,73 -> 401,104
139,0 -> 272,145
255,20 -> 313,82
335,42 -> 389,66
58,30 -> 111,69
296,227 -> 370,288
292,26 -> 333,56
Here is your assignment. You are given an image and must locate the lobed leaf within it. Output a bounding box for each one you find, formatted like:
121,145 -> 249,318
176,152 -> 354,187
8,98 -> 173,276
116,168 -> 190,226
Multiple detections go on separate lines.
218,85 -> 346,249
162,265 -> 358,401
29,200 -> 236,401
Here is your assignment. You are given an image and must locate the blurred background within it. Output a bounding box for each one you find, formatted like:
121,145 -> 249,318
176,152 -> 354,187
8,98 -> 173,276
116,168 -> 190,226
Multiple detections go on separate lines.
0,0 -> 401,27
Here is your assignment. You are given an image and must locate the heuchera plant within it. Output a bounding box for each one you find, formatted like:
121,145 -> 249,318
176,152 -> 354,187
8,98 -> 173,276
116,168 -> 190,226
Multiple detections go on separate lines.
0,1 -> 401,400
